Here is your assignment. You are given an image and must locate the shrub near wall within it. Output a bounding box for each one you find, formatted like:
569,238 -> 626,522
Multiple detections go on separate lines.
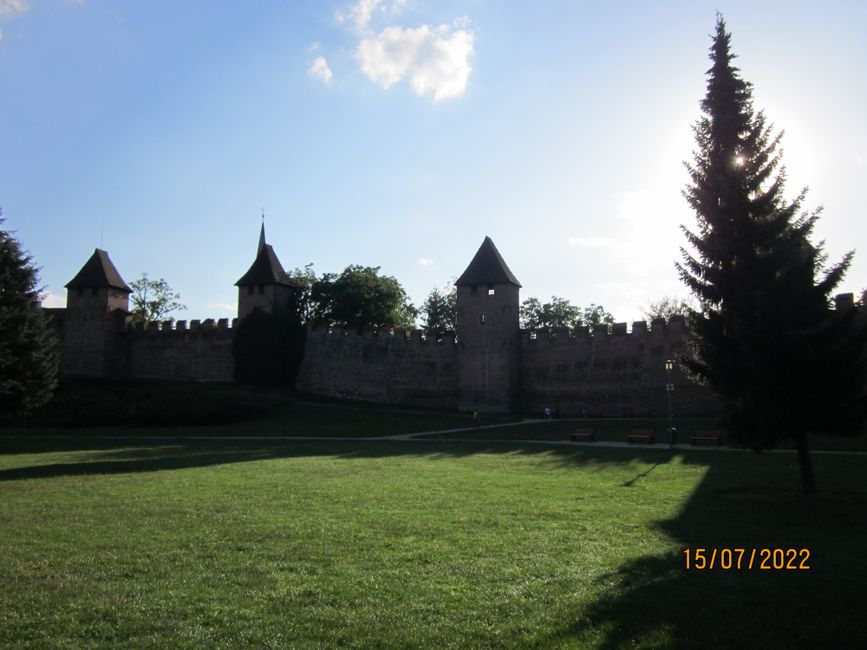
16,379 -> 281,428
233,308 -> 305,387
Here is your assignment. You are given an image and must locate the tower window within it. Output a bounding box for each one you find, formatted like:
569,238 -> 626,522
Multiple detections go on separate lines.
480,313 -> 486,325
470,285 -> 478,295
258,285 -> 264,295
91,288 -> 97,296
488,285 -> 496,296
247,286 -> 253,295
77,288 -> 84,298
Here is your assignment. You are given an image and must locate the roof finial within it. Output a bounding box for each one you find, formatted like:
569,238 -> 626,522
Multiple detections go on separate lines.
257,209 -> 266,254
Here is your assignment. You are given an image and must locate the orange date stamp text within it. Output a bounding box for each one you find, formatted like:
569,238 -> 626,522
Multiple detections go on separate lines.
682,547 -> 811,570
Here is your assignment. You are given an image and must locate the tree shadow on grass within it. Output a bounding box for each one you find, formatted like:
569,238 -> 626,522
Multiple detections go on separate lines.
544,452 -> 867,648
0,436 -> 681,482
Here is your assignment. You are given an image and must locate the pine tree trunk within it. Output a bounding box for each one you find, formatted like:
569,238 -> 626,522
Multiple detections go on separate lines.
795,429 -> 816,494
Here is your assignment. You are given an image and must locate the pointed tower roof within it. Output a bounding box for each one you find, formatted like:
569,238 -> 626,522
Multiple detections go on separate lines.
235,225 -> 297,287
455,236 -> 521,287
235,245 -> 296,286
65,249 -> 131,292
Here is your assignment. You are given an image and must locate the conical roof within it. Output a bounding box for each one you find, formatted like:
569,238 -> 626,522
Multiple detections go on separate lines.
65,249 -> 131,292
455,237 -> 521,287
235,243 -> 296,287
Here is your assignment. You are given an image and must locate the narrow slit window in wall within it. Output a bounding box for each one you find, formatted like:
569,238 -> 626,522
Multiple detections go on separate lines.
480,313 -> 486,325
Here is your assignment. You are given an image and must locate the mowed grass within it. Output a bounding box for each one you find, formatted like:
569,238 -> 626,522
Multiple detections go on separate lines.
2,438 -> 866,648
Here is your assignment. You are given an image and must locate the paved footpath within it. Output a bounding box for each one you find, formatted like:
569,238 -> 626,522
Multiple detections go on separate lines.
8,419 -> 866,456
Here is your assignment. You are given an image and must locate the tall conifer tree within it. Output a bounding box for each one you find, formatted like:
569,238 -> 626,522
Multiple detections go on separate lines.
678,17 -> 867,493
0,214 -> 59,416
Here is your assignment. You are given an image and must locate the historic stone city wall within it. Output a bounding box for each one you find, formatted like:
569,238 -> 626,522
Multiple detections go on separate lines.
519,317 -> 719,417
295,327 -> 460,409
120,318 -> 235,382
293,319 -> 719,415
49,312 -> 719,414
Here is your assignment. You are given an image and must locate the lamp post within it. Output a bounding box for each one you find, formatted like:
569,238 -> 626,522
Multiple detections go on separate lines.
665,359 -> 676,448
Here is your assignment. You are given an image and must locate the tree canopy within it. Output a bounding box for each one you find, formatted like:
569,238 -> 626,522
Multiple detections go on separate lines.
520,296 -> 614,330
287,263 -> 318,324
306,265 -> 416,331
0,214 -> 58,416
677,16 -> 867,492
420,284 -> 456,336
641,296 -> 696,322
129,273 -> 186,327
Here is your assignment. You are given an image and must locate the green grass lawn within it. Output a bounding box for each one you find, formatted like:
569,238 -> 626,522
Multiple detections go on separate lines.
1,436 -> 866,648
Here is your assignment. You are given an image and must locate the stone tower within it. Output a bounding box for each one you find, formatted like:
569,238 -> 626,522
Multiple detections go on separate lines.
235,224 -> 297,319
455,236 -> 521,413
62,248 -> 131,376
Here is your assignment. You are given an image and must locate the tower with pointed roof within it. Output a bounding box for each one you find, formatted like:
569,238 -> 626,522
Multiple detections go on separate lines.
62,248 -> 131,376
235,224 -> 298,319
455,236 -> 521,412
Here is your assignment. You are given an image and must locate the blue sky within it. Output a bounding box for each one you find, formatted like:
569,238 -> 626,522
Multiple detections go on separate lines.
2,0 -> 865,324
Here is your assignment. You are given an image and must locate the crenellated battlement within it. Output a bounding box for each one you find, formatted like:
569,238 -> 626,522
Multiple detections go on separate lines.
125,318 -> 237,336
520,316 -> 686,345
307,326 -> 458,345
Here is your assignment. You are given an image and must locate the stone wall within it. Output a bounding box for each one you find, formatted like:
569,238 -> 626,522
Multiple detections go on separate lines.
48,306 -> 721,415
519,318 -> 719,416
122,319 -> 235,382
50,302 -> 128,378
296,327 -> 460,409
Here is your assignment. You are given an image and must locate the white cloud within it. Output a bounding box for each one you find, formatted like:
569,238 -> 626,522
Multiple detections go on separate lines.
355,20 -> 474,102
308,55 -> 333,85
336,0 -> 382,33
207,303 -> 235,312
40,291 -> 66,308
0,0 -> 28,17
417,257 -> 433,267
0,0 -> 27,37
568,236 -> 614,248
336,0 -> 408,33
854,151 -> 865,167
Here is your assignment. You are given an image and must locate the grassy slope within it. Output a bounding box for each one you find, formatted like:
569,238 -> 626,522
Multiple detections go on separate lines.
9,383 -> 515,438
1,438 -> 866,648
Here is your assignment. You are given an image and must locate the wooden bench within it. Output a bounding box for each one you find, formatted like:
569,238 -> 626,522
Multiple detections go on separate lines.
691,430 -> 724,446
569,428 -> 595,442
626,429 -> 655,444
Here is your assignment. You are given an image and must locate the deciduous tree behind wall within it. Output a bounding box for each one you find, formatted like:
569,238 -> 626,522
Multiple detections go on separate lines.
678,16 -> 867,492
0,213 -> 58,416
309,265 -> 416,331
129,273 -> 186,327
519,296 -> 614,330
